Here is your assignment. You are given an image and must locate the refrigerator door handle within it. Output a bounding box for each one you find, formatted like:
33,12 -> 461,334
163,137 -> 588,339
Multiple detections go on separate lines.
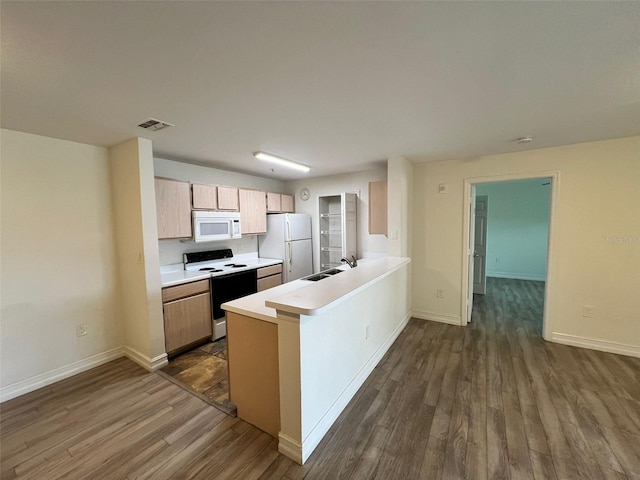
288,243 -> 293,272
286,218 -> 292,242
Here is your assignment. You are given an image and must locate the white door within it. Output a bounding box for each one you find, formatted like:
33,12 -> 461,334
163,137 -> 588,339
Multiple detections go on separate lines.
284,239 -> 313,282
473,195 -> 488,295
467,188 -> 476,323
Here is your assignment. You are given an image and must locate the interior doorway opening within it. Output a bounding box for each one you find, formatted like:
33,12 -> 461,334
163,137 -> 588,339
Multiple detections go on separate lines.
462,172 -> 559,340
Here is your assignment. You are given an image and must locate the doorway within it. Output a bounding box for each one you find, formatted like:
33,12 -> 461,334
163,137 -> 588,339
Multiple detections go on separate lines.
462,172 -> 559,340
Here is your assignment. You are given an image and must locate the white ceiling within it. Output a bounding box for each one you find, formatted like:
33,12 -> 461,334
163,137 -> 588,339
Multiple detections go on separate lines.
2,1 -> 639,180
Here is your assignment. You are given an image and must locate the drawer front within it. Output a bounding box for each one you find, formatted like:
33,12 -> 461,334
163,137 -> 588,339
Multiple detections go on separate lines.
162,279 -> 210,303
257,274 -> 282,292
257,264 -> 282,279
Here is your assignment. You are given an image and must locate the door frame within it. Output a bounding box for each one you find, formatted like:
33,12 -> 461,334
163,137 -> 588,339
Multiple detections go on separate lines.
460,171 -> 559,341
473,194 -> 489,296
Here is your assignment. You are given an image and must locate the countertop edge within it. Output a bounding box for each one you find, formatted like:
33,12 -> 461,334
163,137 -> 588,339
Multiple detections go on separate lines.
222,305 -> 278,324
265,257 -> 411,316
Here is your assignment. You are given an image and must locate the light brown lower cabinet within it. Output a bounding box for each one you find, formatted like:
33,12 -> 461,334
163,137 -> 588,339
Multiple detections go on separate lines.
257,264 -> 283,291
227,312 -> 280,438
162,280 -> 212,355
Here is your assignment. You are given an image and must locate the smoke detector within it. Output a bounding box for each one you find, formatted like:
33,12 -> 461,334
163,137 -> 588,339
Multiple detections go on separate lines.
137,118 -> 174,132
516,136 -> 533,144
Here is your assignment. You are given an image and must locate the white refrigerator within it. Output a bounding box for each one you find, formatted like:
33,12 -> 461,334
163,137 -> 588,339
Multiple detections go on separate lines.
258,214 -> 313,283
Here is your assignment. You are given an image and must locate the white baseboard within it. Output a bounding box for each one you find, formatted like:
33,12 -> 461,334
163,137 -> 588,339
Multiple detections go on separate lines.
278,433 -> 303,464
487,272 -> 546,281
550,333 -> 640,358
123,346 -> 168,371
288,312 -> 411,465
0,347 -> 126,403
412,310 -> 463,326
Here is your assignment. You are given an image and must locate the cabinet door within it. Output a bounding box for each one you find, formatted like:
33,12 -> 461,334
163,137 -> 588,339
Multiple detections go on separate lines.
239,188 -> 267,235
217,186 -> 239,211
368,180 -> 387,235
266,192 -> 282,213
163,292 -> 212,353
281,194 -> 295,213
155,178 -> 192,239
192,183 -> 217,210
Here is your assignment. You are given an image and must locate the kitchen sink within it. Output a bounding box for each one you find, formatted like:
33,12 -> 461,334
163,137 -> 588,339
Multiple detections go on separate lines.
304,274 -> 331,282
322,269 -> 344,275
302,268 -> 344,282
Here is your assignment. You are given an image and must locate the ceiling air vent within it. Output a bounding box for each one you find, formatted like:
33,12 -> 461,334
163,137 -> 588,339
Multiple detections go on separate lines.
137,118 -> 174,132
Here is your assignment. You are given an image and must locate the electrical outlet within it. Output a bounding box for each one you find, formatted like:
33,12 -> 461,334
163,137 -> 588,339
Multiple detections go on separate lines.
437,289 -> 444,298
582,306 -> 594,318
76,324 -> 88,337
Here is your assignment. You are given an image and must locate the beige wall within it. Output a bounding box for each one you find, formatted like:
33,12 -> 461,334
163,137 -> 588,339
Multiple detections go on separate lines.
285,169 -> 388,272
412,136 -> 640,353
0,129 -> 122,396
110,138 -> 165,367
387,156 -> 413,258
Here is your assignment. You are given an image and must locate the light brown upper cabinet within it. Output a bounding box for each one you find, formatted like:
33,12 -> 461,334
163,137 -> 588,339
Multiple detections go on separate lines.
155,177 -> 192,239
369,180 -> 388,236
266,192 -> 282,213
239,188 -> 267,234
217,186 -> 240,211
191,183 -> 217,210
281,194 -> 295,213
266,192 -> 295,213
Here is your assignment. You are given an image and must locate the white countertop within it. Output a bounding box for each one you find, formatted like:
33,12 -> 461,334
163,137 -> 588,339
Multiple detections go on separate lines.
161,269 -> 212,288
222,256 -> 410,320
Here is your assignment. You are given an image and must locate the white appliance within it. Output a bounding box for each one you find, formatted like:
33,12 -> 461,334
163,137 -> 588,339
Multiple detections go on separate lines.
259,214 -> 313,282
192,211 -> 241,242
183,249 -> 275,340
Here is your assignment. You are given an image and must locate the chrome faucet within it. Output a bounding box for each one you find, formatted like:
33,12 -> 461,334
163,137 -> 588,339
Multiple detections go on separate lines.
341,255 -> 358,268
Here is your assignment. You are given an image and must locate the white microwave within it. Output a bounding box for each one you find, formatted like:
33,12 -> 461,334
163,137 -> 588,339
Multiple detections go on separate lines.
192,211 -> 242,242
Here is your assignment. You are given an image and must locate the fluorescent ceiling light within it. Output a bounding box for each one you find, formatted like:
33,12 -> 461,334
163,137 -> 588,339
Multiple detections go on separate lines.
254,151 -> 310,173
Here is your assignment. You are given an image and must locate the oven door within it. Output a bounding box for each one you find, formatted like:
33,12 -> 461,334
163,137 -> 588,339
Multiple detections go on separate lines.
210,270 -> 258,339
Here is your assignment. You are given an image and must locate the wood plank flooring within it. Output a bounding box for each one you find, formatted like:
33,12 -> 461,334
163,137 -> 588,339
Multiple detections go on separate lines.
2,277 -> 639,479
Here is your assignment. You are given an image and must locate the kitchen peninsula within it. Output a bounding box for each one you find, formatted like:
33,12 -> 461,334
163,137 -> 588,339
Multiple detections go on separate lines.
222,256 -> 411,464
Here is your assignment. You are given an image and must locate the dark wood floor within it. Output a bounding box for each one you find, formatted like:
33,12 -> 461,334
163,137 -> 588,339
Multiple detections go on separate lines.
2,278 -> 639,479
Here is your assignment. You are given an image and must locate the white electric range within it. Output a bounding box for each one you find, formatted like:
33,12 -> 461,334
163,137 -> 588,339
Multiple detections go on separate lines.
181,249 -> 282,340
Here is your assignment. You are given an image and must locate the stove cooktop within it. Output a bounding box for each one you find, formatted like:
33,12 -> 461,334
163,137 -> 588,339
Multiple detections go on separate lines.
184,249 -> 263,274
